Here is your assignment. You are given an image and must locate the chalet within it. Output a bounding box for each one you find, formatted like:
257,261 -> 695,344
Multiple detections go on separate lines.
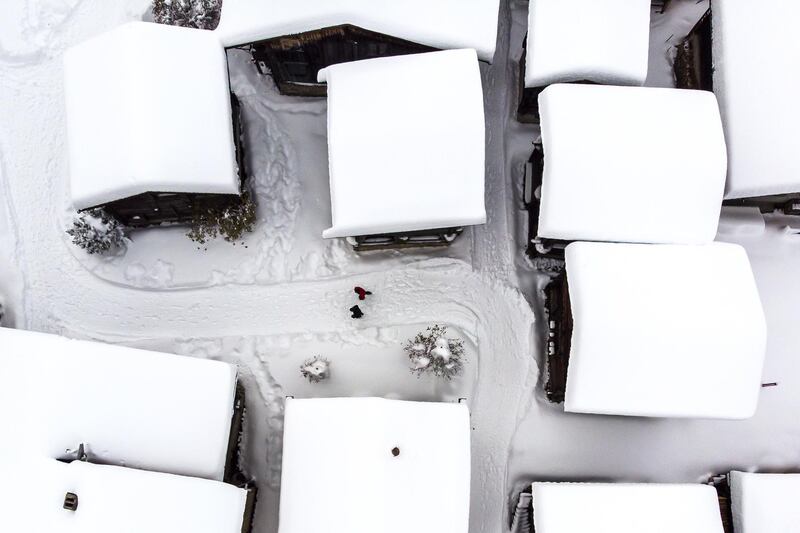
677,2 -> 800,215
514,482 -> 725,533
213,0 -> 501,96
7,458 -> 255,533
0,327 -> 246,482
278,397 -> 470,533
518,0 -> 651,122
729,471 -> 800,532
64,22 -> 247,228
524,84 -> 727,258
320,49 -> 486,250
543,242 -> 766,418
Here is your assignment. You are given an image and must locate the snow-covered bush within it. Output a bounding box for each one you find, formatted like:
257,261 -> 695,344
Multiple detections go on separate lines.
187,191 -> 257,245
404,324 -> 465,381
152,0 -> 222,30
300,356 -> 330,383
67,208 -> 126,255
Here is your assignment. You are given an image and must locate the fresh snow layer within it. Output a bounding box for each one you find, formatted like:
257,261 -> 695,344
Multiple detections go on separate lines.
563,242 -> 766,419
319,50 -> 486,238
7,459 -> 248,533
278,397 -> 470,533
537,84 -> 727,244
214,0 -> 501,62
729,471 -> 800,533
714,1 -> 800,199
0,327 -> 237,480
531,482 -> 725,533
64,22 -> 239,209
524,0 -> 651,87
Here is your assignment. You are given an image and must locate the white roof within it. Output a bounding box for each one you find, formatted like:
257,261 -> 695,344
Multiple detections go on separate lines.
537,84 -> 727,244
714,1 -> 800,199
531,482 -> 725,533
64,22 -> 239,210
320,50 -> 486,238
8,459 -> 247,533
278,397 -> 471,533
524,0 -> 650,87
0,327 -> 237,480
214,0 -> 500,62
730,471 -> 800,533
563,242 -> 767,419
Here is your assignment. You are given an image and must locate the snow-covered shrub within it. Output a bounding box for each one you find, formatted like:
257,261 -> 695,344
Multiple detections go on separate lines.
67,208 -> 126,255
300,356 -> 330,383
152,0 -> 222,30
404,324 -> 466,381
187,191 -> 256,245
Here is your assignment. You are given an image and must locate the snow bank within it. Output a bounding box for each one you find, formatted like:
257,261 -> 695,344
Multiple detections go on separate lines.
564,242 -> 766,419
64,22 -> 239,210
0,327 -> 237,480
278,397 -> 470,533
7,459 -> 248,533
730,471 -> 800,533
714,1 -> 800,199
537,84 -> 727,244
320,50 -> 486,239
531,482 -> 725,533
214,0 -> 501,62
524,0 -> 650,87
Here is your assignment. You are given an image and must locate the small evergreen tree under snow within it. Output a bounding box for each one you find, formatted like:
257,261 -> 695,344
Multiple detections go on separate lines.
187,191 -> 257,245
404,324 -> 466,381
67,208 -> 126,255
300,356 -> 330,383
152,0 -> 222,30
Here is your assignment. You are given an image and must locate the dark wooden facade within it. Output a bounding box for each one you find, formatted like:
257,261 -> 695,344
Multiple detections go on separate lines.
348,227 -> 463,252
89,93 -> 249,228
250,25 -> 437,97
674,9 -> 713,91
523,144 -> 569,258
543,273 -> 572,404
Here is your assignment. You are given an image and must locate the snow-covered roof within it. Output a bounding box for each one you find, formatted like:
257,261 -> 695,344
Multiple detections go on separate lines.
730,471 -> 800,533
8,459 -> 248,533
537,84 -> 727,244
713,1 -> 800,199
64,22 -> 239,210
524,0 -> 651,87
214,0 -> 500,62
531,482 -> 725,533
320,49 -> 486,238
0,327 -> 237,480
563,242 -> 766,419
278,397 -> 471,533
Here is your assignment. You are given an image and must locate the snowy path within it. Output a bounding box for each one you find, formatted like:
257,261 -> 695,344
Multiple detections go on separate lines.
4,2 -> 800,533
0,6 -> 535,533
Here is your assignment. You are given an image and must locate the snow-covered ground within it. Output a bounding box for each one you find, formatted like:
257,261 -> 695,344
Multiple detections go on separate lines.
2,1 -> 799,532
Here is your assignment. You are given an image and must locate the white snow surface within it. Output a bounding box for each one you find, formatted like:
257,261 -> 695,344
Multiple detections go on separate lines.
537,84 -> 727,244
5,458 -> 248,533
531,482 -> 725,533
714,0 -> 800,199
729,471 -> 800,533
524,0 -> 651,87
214,0 -> 501,62
564,241 -> 766,419
278,397 -> 470,533
64,21 -> 239,209
5,2 -> 800,533
320,49 -> 486,238
0,327 -> 237,481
